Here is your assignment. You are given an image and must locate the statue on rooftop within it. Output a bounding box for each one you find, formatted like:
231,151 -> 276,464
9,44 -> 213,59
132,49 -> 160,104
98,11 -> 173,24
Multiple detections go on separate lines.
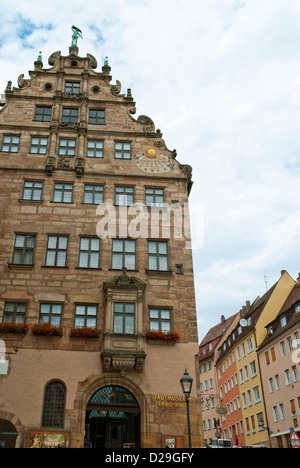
71,26 -> 83,47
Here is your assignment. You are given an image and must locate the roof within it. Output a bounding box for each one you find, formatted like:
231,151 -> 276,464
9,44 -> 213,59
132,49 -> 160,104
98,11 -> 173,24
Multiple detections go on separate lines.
215,283 -> 277,364
258,281 -> 300,350
199,313 -> 238,359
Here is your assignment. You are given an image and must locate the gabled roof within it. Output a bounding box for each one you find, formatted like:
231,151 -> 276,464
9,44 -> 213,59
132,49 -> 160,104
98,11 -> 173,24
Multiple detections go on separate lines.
258,281 -> 300,350
199,313 -> 238,359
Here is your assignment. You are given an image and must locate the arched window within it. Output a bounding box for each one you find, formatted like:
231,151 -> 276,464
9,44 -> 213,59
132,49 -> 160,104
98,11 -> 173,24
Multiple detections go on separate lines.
42,380 -> 66,428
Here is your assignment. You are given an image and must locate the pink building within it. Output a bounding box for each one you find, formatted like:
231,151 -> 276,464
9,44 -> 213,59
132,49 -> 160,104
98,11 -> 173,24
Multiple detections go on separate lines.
258,278 -> 300,448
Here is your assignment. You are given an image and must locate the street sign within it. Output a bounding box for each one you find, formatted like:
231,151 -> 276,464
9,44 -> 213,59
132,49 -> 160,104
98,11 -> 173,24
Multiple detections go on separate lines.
290,430 -> 300,448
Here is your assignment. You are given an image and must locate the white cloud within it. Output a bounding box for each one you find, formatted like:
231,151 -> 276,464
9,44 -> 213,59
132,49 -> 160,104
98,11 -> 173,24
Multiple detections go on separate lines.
0,0 -> 300,342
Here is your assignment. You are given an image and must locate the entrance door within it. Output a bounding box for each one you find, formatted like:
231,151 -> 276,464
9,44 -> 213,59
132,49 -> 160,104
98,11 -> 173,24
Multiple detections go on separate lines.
85,386 -> 140,448
0,419 -> 18,448
108,419 -> 126,448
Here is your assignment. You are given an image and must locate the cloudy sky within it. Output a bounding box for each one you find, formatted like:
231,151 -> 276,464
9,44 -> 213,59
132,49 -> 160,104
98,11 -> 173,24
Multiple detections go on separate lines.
1,0 -> 300,342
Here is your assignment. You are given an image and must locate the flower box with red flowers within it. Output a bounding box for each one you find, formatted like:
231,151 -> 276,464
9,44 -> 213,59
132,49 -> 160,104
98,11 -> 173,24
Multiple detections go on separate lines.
70,326 -> 101,338
145,330 -> 180,342
31,322 -> 63,337
0,323 -> 29,334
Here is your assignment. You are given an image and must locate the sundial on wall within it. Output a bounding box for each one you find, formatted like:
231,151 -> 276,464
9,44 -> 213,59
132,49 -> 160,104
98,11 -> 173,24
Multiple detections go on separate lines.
134,147 -> 174,173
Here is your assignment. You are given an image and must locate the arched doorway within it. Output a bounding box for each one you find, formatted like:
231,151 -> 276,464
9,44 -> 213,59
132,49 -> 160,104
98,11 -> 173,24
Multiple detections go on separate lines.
0,419 -> 18,448
85,385 -> 140,448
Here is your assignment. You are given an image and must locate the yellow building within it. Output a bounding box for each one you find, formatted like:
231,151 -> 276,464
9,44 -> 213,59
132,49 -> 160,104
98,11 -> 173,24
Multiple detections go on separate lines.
235,270 -> 295,446
217,271 -> 295,447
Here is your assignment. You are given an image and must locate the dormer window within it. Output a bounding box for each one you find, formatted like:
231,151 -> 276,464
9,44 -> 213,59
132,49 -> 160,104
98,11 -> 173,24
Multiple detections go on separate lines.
295,304 -> 300,316
280,315 -> 287,328
267,325 -> 273,335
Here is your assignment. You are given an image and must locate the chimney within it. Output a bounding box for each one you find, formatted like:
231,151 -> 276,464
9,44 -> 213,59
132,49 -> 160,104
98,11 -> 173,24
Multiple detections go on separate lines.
220,315 -> 225,324
297,273 -> 300,286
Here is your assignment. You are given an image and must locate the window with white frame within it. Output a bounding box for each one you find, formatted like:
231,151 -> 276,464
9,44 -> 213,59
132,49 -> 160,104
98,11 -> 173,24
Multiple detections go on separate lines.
250,360 -> 257,378
253,385 -> 261,404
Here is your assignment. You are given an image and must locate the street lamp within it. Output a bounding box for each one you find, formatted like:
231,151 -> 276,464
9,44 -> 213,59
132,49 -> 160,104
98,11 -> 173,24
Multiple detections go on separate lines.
180,369 -> 193,448
258,418 -> 272,448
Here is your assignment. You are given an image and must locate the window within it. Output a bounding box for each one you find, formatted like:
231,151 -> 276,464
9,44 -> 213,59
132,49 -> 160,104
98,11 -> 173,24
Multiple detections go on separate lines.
290,399 -> 296,417
273,406 -> 279,423
285,369 -> 292,386
83,185 -> 104,204
145,188 -> 164,207
87,140 -> 103,158
149,308 -> 171,332
148,241 -> 168,271
89,109 -> 105,125
275,374 -> 281,390
30,136 -> 48,154
292,365 -> 299,382
65,82 -> 80,94
265,350 -> 270,365
280,315 -> 287,327
22,181 -> 43,201
112,239 -> 136,270
3,302 -> 27,324
269,378 -> 274,393
253,385 -> 261,403
58,138 -> 76,156
247,389 -> 252,406
113,302 -> 135,334
280,403 -> 286,420
39,303 -> 62,326
1,135 -> 20,152
34,106 -> 52,122
42,381 -> 66,428
114,142 -> 131,159
250,360 -> 257,378
280,341 -> 286,356
61,108 -> 78,124
287,336 -> 293,353
12,234 -> 35,265
74,304 -> 97,328
247,337 -> 254,353
271,347 -> 276,362
46,236 -> 68,267
115,186 -> 134,206
53,183 -> 73,203
78,237 -> 100,268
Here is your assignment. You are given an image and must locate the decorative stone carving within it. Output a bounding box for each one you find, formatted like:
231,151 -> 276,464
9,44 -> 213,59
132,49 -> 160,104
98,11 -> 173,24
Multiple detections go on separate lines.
110,80 -> 122,96
137,115 -> 155,133
87,53 -> 97,69
75,157 -> 85,176
48,51 -> 61,67
58,156 -> 72,170
101,271 -> 147,374
46,156 -> 55,176
17,74 -> 30,89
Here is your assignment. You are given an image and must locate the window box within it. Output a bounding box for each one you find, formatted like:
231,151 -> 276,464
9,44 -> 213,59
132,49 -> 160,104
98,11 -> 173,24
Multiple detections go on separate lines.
31,322 -> 63,336
145,330 -> 180,343
0,323 -> 29,334
70,326 -> 101,338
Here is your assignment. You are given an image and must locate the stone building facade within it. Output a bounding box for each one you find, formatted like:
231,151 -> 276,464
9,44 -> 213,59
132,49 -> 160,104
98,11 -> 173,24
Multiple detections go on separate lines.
0,40 -> 203,448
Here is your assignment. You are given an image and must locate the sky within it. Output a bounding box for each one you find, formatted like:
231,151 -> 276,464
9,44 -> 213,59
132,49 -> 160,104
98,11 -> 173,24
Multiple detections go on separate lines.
0,0 -> 300,343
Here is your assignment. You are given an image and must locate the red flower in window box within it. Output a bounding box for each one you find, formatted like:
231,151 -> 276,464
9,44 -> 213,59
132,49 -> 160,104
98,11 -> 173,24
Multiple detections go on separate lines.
145,330 -> 180,342
0,323 -> 29,334
70,326 -> 101,338
31,322 -> 63,336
